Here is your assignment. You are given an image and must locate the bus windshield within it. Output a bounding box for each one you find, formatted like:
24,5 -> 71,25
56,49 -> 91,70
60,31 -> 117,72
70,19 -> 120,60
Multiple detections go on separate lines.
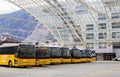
50,47 -> 61,58
85,49 -> 92,58
92,50 -> 96,57
61,48 -> 71,58
36,47 -> 50,58
18,45 -> 35,58
72,49 -> 81,58
80,50 -> 86,58
0,46 -> 18,54
79,50 -> 85,57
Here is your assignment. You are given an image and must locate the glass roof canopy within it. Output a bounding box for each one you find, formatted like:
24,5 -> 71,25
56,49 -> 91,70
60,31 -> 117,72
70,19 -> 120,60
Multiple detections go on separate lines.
7,0 -> 120,47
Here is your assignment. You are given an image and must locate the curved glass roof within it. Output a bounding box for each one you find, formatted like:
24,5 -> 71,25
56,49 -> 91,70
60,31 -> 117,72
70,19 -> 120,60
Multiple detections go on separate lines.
0,0 -> 120,47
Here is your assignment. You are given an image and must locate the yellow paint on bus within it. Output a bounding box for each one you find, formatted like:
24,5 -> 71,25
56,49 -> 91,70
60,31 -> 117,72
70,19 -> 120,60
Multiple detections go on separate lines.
62,58 -> 71,63
0,43 -> 36,67
36,59 -> 50,65
50,58 -> 62,64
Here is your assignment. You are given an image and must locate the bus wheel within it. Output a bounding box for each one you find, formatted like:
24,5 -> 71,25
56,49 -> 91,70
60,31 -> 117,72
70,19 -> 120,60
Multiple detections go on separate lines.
8,61 -> 12,68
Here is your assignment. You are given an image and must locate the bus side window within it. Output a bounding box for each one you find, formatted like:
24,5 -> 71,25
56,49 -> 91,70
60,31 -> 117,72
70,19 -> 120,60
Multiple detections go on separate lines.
0,48 -> 2,54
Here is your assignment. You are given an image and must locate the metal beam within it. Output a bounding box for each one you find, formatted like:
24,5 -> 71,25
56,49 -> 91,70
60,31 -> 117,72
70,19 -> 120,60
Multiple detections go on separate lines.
7,0 -> 60,43
75,0 -> 105,14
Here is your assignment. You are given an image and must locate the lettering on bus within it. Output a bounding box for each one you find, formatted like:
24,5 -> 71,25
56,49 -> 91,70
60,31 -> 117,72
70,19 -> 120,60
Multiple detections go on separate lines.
38,47 -> 47,50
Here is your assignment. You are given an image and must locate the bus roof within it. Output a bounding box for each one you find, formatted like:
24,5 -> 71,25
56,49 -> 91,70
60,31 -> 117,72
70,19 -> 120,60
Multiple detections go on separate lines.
37,44 -> 61,48
0,43 -> 34,48
37,46 -> 61,48
0,43 -> 19,48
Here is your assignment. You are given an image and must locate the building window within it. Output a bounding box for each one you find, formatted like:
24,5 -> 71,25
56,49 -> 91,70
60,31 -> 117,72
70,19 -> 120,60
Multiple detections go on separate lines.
99,33 -> 107,39
111,12 -> 120,19
112,32 -> 120,38
86,43 -> 94,49
75,6 -> 86,14
76,10 -> 86,14
99,23 -> 106,29
64,12 -> 68,15
57,4 -> 62,7
86,24 -> 94,30
98,14 -> 106,20
99,42 -> 107,48
61,8 -> 66,11
86,33 -> 94,39
112,22 -> 120,28
104,1 -> 119,7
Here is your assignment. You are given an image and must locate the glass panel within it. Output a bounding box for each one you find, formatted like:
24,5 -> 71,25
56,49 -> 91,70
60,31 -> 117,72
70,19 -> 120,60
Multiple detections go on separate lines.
50,47 -> 61,57
99,23 -> 106,29
85,49 -> 92,58
36,47 -> 50,58
112,22 -> 120,28
99,33 -> 107,39
99,43 -> 107,48
19,45 -> 35,58
61,48 -> 71,57
98,14 -> 106,20
86,43 -> 94,49
112,32 -> 120,38
0,46 -> 18,54
111,12 -> 120,19
86,33 -> 94,39
71,49 -> 81,58
86,24 -> 94,30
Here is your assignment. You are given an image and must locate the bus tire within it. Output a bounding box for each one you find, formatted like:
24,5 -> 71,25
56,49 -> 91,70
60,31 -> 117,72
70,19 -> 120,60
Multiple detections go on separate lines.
8,61 -> 12,68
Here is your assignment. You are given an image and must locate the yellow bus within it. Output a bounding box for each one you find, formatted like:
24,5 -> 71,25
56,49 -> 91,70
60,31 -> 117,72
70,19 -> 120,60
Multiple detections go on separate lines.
71,48 -> 82,63
79,50 -> 87,63
84,49 -> 92,62
80,50 -> 87,63
50,47 -> 62,64
0,43 -> 36,67
91,50 -> 96,61
36,47 -> 50,66
60,47 -> 71,63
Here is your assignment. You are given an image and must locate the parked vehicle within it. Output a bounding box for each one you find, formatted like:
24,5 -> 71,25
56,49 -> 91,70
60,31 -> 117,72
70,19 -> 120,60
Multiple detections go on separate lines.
0,43 -> 36,67
113,57 -> 120,61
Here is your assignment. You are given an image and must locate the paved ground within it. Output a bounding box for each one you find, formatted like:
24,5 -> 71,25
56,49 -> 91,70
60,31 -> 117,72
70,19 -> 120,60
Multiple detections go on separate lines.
0,61 -> 120,77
